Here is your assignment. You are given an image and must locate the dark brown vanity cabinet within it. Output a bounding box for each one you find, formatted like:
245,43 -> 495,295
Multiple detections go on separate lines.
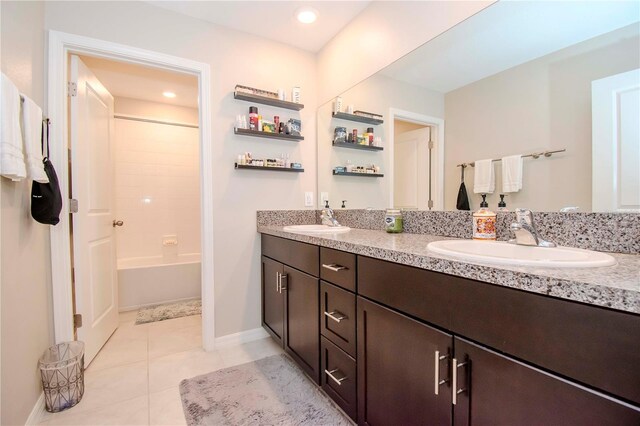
357,297 -> 452,426
261,235 -> 320,383
261,234 -> 640,425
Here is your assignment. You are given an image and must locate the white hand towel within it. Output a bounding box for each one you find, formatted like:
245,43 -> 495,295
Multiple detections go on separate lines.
0,73 -> 26,181
473,159 -> 495,194
21,95 -> 49,183
502,154 -> 523,193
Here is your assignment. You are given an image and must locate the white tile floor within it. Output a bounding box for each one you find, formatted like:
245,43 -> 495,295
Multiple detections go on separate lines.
38,311 -> 283,425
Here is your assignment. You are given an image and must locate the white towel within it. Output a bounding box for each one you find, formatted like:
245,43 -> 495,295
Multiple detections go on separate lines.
21,95 -> 49,183
0,73 -> 26,181
473,159 -> 495,194
502,154 -> 523,193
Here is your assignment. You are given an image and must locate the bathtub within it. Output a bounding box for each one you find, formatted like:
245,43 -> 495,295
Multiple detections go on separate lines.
118,253 -> 201,311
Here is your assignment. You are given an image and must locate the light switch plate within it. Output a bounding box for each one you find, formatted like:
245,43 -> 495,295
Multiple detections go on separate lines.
304,192 -> 314,207
162,235 -> 178,246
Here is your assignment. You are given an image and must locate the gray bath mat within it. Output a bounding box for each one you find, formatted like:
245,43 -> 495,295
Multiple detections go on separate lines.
179,354 -> 353,426
135,299 -> 201,325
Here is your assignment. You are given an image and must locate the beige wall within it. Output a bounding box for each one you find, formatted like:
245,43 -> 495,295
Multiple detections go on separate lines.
1,2 -> 54,425
444,24 -> 640,212
318,74 -> 443,209
317,1 -> 495,104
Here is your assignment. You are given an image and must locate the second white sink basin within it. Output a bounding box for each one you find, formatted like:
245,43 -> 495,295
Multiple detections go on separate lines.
283,224 -> 351,234
427,240 -> 616,268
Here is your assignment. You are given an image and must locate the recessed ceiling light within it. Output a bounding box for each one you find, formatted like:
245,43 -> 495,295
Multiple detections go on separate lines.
163,91 -> 176,98
296,7 -> 318,24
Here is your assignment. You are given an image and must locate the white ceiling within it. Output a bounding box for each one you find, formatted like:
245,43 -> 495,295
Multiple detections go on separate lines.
381,1 -> 640,93
80,56 -> 199,108
145,1 -> 371,52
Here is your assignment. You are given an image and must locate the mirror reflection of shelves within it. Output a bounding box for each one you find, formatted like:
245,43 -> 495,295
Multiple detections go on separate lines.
234,128 -> 304,141
235,163 -> 304,173
332,141 -> 383,151
333,170 -> 384,178
332,111 -> 383,125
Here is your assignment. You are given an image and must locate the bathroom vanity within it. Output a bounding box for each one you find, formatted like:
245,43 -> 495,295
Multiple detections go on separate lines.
259,227 -> 640,425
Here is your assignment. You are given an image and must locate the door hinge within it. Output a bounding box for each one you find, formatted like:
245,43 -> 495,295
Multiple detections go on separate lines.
428,140 -> 435,150
73,314 -> 83,329
69,198 -> 79,213
428,200 -> 434,209
67,81 -> 77,97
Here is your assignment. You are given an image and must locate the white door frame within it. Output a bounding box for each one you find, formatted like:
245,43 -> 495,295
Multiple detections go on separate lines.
47,30 -> 216,350
387,108 -> 445,210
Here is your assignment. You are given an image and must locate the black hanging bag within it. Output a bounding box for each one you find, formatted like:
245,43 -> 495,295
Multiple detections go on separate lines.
31,119 -> 62,225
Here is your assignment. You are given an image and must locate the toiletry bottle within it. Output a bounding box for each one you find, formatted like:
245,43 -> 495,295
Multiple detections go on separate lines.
334,96 -> 343,114
473,194 -> 497,240
498,194 -> 508,212
367,127 -> 374,145
249,106 -> 258,130
292,86 -> 301,103
258,115 -> 263,132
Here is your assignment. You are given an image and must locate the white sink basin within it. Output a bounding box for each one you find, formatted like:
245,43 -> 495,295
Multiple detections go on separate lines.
427,240 -> 616,268
283,224 -> 351,234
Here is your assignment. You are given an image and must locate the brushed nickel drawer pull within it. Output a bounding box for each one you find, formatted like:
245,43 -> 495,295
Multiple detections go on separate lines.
434,350 -> 449,395
452,358 -> 468,405
325,368 -> 347,385
322,263 -> 348,272
324,311 -> 347,323
280,274 -> 287,291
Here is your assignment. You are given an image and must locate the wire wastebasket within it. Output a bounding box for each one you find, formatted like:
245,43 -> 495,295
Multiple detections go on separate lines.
39,341 -> 85,413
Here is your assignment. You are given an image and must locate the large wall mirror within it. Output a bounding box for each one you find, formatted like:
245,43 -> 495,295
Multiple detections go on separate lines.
317,1 -> 640,213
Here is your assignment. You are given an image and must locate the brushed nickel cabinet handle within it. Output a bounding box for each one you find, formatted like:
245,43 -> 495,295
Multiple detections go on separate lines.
452,358 -> 468,405
276,272 -> 281,293
322,263 -> 347,272
434,350 -> 449,395
324,311 -> 347,323
280,274 -> 287,291
325,368 -> 347,386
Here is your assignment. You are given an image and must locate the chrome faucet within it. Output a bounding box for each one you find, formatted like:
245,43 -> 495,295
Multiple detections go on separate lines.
509,208 -> 556,247
321,201 -> 341,227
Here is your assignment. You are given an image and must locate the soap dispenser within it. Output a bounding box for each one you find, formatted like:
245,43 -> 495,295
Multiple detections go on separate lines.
497,194 -> 508,212
473,194 -> 497,240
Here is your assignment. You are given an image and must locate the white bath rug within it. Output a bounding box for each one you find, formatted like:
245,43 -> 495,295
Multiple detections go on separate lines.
135,299 -> 201,325
180,354 -> 353,426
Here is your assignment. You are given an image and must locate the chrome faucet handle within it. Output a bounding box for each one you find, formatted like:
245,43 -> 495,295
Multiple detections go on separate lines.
510,208 -> 556,247
515,208 -> 533,225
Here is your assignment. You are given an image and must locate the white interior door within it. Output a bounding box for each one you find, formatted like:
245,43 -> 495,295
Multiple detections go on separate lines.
592,68 -> 640,212
394,127 -> 431,209
69,55 -> 118,364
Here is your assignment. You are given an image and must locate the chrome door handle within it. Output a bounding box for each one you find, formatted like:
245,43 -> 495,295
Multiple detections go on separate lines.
325,368 -> 347,386
434,350 -> 449,395
322,264 -> 347,272
452,358 -> 468,405
279,274 -> 287,291
112,220 -> 124,227
324,311 -> 347,323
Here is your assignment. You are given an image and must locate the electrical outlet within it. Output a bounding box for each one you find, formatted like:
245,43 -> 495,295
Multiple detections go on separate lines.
321,192 -> 329,206
304,192 -> 313,207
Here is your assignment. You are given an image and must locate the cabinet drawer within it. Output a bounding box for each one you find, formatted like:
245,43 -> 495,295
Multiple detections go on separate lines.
321,336 -> 357,421
262,234 -> 319,276
321,281 -> 356,357
320,247 -> 356,292
358,256 -> 452,330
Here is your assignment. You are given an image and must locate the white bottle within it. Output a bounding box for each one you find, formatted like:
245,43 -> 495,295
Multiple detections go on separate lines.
334,97 -> 343,114
292,86 -> 301,103
285,154 -> 291,168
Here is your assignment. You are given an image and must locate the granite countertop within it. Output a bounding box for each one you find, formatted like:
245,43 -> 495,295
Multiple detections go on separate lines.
258,225 -> 640,315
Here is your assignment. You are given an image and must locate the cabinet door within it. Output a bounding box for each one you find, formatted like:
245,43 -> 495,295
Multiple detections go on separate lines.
283,266 -> 320,383
261,256 -> 284,345
453,337 -> 640,426
357,297 -> 452,426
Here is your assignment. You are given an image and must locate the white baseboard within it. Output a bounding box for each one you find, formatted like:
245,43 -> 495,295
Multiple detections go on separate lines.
25,392 -> 46,425
214,327 -> 269,348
